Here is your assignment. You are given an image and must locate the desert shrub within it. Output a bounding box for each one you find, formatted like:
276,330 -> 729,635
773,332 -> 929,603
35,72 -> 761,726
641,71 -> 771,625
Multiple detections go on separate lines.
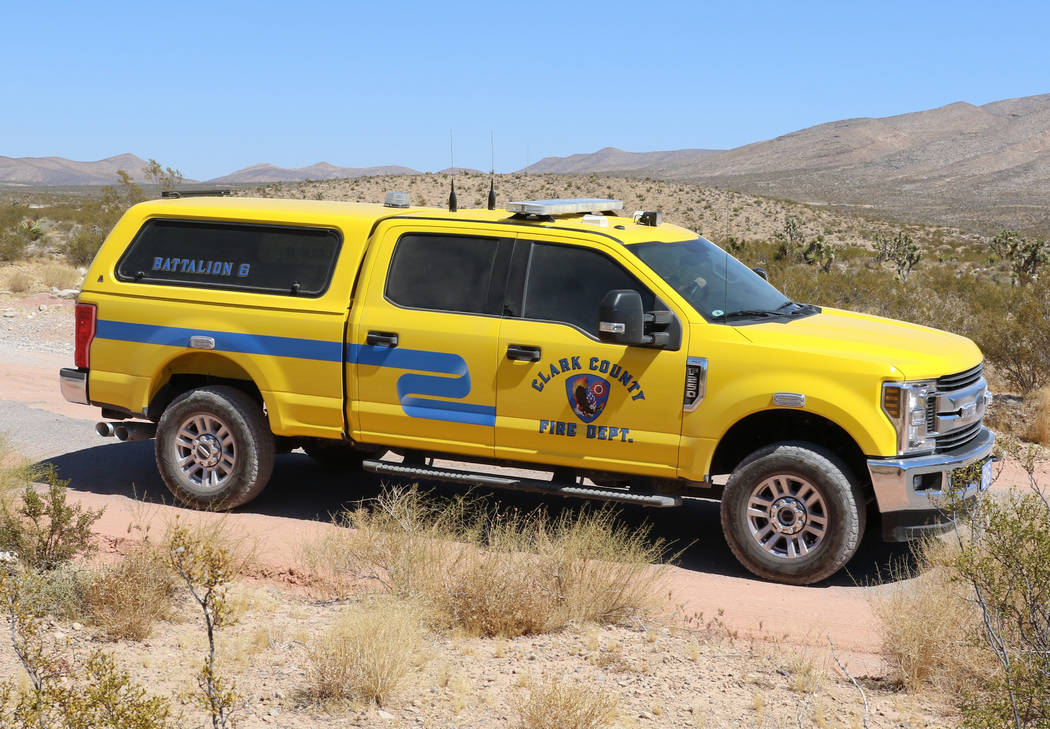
5,269 -> 33,294
85,545 -> 178,640
0,571 -> 177,729
39,262 -> 79,290
873,538 -> 989,693
0,231 -> 28,261
1028,388 -> 1050,445
63,228 -> 105,266
950,489 -> 1050,728
308,488 -> 668,638
168,523 -> 238,729
304,598 -> 424,704
968,280 -> 1050,394
8,563 -> 90,620
514,674 -> 617,729
0,468 -> 103,571
989,230 -> 1050,286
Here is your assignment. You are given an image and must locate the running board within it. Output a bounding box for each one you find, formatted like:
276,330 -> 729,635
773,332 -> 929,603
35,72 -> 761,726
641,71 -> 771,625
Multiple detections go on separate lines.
360,459 -> 681,508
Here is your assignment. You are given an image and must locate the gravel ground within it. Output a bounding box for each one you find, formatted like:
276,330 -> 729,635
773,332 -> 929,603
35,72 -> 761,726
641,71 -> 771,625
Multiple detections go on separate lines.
0,292 -> 74,357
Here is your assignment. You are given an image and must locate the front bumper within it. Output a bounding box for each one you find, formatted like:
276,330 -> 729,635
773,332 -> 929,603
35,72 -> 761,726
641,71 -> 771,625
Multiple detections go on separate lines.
59,368 -> 88,405
867,427 -> 995,541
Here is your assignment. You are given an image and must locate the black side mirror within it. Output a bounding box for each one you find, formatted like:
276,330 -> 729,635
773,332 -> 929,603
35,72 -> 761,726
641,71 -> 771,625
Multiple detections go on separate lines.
599,290 -> 645,345
599,290 -> 671,348
752,267 -> 768,281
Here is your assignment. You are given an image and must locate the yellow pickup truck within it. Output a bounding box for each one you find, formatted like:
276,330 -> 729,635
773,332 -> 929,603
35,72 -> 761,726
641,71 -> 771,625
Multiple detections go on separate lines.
59,194 -> 994,584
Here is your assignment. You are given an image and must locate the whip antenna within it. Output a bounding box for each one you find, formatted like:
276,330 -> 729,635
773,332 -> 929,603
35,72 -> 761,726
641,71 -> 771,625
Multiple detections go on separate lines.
487,130 -> 496,210
448,129 -> 457,213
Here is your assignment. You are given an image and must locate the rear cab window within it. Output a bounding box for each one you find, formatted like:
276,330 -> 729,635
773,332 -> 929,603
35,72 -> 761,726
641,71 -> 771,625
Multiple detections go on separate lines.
116,219 -> 342,297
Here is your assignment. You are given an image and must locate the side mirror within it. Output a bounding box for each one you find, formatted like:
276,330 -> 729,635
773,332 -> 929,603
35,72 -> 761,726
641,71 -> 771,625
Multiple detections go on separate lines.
598,290 -> 645,345
752,267 -> 768,281
598,290 -> 671,348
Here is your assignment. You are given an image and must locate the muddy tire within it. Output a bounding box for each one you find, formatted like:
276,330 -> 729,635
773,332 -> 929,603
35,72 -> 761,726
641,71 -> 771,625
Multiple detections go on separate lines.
720,441 -> 865,585
155,385 -> 274,510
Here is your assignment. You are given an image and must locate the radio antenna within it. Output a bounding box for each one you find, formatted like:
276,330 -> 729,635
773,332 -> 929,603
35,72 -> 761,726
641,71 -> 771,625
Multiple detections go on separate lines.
487,130 -> 496,210
448,129 -> 457,213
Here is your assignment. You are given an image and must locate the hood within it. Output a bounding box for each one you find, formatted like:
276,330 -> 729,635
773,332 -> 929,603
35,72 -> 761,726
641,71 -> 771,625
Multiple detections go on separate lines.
732,307 -> 982,381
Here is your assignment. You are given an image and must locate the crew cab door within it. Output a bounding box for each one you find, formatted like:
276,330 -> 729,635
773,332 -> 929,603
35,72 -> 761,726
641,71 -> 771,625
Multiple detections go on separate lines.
495,235 -> 689,477
348,221 -> 510,458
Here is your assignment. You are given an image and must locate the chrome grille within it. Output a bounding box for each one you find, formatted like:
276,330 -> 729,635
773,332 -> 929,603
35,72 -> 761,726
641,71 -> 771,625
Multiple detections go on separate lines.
936,420 -> 982,452
931,362 -> 987,453
937,363 -> 983,390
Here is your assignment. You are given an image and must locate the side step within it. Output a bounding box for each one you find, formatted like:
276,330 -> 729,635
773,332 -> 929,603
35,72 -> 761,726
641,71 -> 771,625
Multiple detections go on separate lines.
361,459 -> 681,508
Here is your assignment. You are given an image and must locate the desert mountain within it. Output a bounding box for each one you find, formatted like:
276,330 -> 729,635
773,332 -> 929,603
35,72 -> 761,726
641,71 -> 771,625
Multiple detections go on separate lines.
208,162 -> 419,183
522,94 -> 1050,232
0,153 -> 152,186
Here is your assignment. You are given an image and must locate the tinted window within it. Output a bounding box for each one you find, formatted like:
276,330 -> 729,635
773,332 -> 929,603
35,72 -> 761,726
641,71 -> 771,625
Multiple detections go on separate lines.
117,219 -> 341,296
386,234 -> 499,314
523,243 -> 656,336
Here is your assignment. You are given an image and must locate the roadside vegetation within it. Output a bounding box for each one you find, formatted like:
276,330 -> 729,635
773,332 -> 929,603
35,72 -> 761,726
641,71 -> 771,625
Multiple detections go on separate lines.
874,438 -> 1050,728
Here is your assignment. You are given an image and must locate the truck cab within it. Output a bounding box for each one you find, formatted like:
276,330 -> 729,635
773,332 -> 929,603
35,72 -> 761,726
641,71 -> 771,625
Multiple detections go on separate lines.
60,195 -> 994,584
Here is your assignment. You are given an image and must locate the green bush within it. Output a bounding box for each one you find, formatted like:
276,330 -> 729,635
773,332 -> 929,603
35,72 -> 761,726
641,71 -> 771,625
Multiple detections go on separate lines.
63,228 -> 105,266
0,468 -> 103,571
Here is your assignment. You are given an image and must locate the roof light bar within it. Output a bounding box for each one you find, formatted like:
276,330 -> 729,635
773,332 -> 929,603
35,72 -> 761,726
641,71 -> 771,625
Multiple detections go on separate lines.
505,198 -> 623,216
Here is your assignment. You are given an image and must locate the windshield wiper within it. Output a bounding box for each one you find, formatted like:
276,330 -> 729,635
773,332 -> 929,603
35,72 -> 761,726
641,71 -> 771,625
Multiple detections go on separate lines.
719,309 -> 784,320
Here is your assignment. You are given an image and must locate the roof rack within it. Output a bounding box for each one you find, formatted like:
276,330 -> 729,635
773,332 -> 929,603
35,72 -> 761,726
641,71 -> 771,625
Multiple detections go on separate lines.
161,189 -> 233,199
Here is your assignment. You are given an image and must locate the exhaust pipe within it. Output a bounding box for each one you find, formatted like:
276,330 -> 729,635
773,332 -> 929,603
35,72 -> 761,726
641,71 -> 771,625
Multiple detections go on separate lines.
96,421 -> 119,437
113,422 -> 157,442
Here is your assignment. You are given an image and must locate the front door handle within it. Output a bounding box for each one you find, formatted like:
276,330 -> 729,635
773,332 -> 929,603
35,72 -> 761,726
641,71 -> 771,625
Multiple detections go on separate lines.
366,331 -> 399,348
506,344 -> 541,362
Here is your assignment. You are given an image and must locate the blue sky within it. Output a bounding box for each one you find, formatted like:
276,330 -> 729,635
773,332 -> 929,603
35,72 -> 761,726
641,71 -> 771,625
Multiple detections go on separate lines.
2,0 -> 1047,179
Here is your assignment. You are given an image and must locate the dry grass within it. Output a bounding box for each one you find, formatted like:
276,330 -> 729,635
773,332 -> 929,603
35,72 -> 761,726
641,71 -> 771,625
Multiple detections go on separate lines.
514,673 -> 617,729
5,269 -> 33,293
84,544 -> 178,640
872,538 -> 990,693
304,487 -> 669,637
162,513 -> 258,577
39,261 -> 79,290
1027,387 -> 1050,445
303,598 -> 424,705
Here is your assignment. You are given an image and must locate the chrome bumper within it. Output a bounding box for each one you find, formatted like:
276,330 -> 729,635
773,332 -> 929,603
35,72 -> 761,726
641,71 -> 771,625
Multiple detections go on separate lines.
868,427 -> 994,537
59,368 -> 88,405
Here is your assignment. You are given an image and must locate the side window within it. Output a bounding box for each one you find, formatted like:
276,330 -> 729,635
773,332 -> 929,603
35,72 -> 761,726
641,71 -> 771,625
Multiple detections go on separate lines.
116,219 -> 341,296
522,242 -> 657,336
385,233 -> 500,314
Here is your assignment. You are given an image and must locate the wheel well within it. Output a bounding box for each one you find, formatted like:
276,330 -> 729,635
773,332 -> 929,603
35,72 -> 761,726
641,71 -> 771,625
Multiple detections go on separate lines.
147,373 -> 263,421
710,410 -> 869,493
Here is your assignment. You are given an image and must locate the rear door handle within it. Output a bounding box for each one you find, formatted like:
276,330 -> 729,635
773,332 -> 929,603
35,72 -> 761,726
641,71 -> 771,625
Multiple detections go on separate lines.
506,344 -> 541,362
366,331 -> 399,348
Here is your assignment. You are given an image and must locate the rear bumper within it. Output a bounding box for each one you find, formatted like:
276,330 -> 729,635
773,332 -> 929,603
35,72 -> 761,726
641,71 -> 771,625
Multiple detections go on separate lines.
59,368 -> 88,405
867,427 -> 995,541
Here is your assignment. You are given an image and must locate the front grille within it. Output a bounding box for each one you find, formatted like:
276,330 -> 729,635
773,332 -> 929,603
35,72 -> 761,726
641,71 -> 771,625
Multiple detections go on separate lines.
937,363 -> 983,390
926,396 -> 937,431
936,420 -> 982,452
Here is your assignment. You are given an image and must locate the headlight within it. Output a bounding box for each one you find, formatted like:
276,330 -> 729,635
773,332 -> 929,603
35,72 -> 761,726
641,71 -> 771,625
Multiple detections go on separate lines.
882,381 -> 935,455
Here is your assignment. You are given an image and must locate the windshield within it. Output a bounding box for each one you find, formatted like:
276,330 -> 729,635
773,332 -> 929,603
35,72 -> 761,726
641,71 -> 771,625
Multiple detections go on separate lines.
627,237 -> 794,322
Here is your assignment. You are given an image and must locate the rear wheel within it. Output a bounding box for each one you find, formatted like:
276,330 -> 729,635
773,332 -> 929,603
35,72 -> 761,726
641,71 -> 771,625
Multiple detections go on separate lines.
720,442 -> 865,585
155,385 -> 274,510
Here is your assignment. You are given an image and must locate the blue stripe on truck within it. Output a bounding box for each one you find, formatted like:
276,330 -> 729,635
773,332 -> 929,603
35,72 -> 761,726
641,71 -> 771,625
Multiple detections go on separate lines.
95,320 -> 496,427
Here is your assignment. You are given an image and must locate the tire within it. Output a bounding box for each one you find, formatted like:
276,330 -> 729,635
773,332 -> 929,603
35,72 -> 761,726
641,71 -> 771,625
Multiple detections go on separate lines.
155,385 -> 274,510
720,441 -> 866,585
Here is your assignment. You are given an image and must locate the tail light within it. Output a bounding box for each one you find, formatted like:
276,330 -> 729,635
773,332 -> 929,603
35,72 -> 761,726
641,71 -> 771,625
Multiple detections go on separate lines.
74,303 -> 97,368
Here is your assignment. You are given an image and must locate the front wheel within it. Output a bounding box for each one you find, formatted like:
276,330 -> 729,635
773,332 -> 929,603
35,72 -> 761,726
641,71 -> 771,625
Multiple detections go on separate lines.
720,442 -> 866,585
155,385 -> 274,510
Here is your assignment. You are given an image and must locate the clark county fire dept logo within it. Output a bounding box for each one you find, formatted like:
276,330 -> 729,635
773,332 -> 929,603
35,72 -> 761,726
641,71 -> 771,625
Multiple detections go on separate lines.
566,375 -> 610,423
